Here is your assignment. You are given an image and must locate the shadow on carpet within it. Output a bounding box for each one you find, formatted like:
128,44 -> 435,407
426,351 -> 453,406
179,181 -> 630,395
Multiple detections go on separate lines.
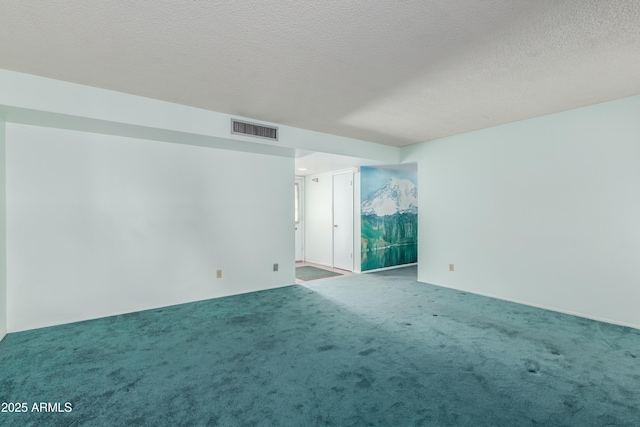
1,265 -> 640,426
295,265 -> 342,281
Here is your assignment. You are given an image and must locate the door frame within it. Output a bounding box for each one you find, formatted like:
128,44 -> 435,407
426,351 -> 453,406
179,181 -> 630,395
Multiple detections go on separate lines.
332,170 -> 354,271
295,176 -> 305,262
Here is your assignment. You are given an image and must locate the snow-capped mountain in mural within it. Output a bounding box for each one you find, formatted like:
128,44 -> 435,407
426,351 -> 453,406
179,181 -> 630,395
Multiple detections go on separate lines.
361,178 -> 418,216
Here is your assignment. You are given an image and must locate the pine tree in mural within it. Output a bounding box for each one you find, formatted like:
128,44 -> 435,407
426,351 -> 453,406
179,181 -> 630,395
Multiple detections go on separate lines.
361,173 -> 418,271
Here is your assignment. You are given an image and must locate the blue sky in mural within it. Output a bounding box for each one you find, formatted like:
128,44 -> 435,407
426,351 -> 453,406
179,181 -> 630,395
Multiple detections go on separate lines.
360,166 -> 417,199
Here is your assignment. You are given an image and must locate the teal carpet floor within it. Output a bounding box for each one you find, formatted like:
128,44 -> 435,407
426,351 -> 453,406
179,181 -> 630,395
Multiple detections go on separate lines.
1,266 -> 639,426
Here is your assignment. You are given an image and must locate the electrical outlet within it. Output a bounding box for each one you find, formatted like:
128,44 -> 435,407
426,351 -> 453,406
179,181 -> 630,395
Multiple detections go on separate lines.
449,264 -> 454,272
216,269 -> 222,279
273,263 -> 279,272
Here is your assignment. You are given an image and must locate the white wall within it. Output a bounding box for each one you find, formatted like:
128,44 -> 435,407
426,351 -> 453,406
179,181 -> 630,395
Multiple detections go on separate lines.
402,95 -> 640,328
6,124 -> 294,332
304,172 -> 334,266
0,120 -> 6,340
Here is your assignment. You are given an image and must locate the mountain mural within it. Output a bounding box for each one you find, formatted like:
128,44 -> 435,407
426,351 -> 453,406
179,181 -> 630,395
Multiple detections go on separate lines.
361,177 -> 417,216
360,167 -> 418,271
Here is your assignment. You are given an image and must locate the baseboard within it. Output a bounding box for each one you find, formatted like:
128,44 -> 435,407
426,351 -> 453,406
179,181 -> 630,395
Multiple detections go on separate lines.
362,263 -> 417,274
301,259 -> 332,268
7,282 -> 297,333
424,280 -> 640,331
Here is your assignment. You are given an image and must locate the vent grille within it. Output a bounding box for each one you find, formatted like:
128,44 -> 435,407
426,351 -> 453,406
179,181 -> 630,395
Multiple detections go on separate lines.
231,119 -> 278,141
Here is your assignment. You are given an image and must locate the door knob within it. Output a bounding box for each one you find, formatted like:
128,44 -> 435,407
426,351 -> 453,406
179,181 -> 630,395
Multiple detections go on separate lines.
334,224 -> 338,227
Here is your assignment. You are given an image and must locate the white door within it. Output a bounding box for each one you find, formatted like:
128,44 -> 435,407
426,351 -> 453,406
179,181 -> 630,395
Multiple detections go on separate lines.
295,177 -> 304,261
333,172 -> 353,271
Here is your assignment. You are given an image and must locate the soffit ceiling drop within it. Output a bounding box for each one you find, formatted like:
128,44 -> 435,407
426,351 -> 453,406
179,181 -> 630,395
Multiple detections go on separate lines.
1,1 -> 639,147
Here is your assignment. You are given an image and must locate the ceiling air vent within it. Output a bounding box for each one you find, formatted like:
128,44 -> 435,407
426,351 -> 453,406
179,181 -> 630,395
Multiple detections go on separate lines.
231,119 -> 278,141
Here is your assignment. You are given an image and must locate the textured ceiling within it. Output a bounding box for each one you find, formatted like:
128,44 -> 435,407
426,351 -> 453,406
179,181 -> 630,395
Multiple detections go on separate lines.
1,1 -> 639,147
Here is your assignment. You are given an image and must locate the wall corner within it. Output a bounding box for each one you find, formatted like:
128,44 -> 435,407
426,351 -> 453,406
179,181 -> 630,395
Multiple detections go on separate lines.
0,119 -> 6,340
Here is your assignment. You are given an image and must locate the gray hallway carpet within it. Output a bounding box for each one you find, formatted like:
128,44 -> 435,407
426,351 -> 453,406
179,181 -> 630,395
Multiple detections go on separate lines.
1,266 -> 639,426
295,265 -> 343,282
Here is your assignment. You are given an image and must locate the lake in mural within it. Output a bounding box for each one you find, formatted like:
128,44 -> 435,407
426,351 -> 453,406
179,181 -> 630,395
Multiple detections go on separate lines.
361,166 -> 417,271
